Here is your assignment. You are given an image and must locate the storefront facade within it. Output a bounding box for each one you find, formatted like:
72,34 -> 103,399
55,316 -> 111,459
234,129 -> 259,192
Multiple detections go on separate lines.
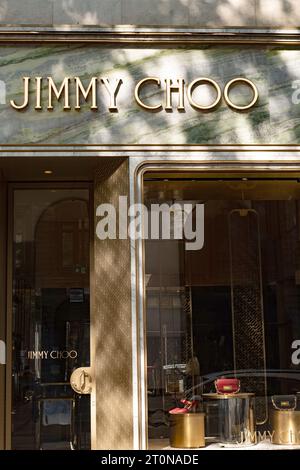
1,16 -> 300,450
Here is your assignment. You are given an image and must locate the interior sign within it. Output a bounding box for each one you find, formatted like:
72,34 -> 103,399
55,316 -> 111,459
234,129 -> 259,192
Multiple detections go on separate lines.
27,350 -> 78,360
10,76 -> 258,112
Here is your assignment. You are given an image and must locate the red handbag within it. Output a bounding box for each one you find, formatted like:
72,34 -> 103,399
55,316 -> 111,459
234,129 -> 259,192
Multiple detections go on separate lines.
214,378 -> 240,394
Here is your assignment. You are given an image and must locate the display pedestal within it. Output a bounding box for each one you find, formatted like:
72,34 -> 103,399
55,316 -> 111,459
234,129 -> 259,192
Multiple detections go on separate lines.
271,410 -> 300,445
169,413 -> 205,448
203,393 -> 256,447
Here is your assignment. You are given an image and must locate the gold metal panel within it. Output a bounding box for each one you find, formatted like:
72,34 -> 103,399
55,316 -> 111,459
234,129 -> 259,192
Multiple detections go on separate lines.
92,158 -> 133,449
1,27 -> 300,45
271,410 -> 300,445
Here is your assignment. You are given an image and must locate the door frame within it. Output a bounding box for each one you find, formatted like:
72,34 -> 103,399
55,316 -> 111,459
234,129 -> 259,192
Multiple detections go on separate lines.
4,181 -> 93,450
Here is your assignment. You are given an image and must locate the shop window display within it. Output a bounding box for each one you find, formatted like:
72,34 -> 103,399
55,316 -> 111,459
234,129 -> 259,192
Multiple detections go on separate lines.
144,176 -> 300,449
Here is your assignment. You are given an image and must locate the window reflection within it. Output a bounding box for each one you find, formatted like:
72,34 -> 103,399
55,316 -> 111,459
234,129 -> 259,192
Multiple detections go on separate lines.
12,189 -> 90,450
144,178 -> 300,448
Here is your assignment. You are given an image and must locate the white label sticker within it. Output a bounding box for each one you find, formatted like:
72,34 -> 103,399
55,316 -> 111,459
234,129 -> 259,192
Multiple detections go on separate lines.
0,340 -> 5,365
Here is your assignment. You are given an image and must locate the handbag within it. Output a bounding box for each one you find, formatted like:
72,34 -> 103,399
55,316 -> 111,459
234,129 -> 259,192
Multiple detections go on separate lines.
271,395 -> 297,411
214,378 -> 240,394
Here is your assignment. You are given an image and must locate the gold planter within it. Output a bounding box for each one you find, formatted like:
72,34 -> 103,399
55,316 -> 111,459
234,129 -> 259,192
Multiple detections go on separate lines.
270,410 -> 300,445
169,413 -> 205,448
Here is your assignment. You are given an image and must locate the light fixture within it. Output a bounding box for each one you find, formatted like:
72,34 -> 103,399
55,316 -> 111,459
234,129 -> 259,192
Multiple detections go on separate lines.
44,170 -> 53,175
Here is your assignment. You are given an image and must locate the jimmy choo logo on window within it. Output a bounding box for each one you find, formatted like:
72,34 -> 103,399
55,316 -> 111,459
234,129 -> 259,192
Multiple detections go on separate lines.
27,350 -> 78,360
9,76 -> 258,112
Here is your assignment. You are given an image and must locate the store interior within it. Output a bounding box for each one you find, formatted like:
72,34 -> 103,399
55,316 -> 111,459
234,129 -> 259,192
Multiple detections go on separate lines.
144,175 -> 300,449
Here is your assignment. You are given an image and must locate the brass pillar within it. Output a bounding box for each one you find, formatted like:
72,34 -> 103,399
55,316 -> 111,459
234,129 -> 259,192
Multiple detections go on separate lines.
91,158 -> 133,449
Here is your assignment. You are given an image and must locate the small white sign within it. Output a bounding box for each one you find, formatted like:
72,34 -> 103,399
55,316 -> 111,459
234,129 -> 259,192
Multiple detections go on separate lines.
0,340 -> 5,365
0,80 -> 6,105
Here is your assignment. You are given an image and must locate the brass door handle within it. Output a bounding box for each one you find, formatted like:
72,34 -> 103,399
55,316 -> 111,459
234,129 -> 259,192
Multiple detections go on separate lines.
80,370 -> 87,392
70,367 -> 92,394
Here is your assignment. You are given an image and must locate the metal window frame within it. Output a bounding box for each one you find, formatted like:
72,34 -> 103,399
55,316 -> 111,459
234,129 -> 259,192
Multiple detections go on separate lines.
0,26 -> 300,45
131,152 -> 300,449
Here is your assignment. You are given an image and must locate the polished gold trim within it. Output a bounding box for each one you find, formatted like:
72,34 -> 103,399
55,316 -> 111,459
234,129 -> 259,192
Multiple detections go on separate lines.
2,145 -> 300,154
1,27 -> 300,44
2,143 -> 300,147
202,392 -> 255,399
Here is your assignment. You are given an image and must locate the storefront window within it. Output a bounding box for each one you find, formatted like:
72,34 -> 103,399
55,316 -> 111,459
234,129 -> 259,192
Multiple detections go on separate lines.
144,176 -> 300,449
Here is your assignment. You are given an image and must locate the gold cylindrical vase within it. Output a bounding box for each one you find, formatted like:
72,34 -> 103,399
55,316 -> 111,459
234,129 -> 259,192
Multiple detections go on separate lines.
270,410 -> 300,445
169,413 -> 205,448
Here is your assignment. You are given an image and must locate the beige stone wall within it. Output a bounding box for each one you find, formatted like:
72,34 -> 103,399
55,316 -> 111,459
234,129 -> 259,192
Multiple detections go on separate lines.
92,159 -> 133,450
0,0 -> 299,27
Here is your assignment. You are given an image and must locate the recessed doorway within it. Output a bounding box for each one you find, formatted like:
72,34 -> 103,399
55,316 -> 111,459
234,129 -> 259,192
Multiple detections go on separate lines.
6,184 -> 92,450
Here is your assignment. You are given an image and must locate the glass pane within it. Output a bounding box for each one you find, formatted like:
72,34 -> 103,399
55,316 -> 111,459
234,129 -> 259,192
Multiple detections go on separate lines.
11,189 -> 90,450
62,231 -> 74,268
144,178 -> 300,449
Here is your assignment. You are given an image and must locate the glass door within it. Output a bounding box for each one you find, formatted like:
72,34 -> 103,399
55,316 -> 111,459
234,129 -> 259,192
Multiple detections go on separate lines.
7,186 -> 91,450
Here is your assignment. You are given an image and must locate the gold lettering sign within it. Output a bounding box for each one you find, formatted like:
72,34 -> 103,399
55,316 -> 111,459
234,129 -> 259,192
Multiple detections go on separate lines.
224,77 -> 259,110
10,76 -> 259,112
134,77 -> 162,111
187,78 -> 222,110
